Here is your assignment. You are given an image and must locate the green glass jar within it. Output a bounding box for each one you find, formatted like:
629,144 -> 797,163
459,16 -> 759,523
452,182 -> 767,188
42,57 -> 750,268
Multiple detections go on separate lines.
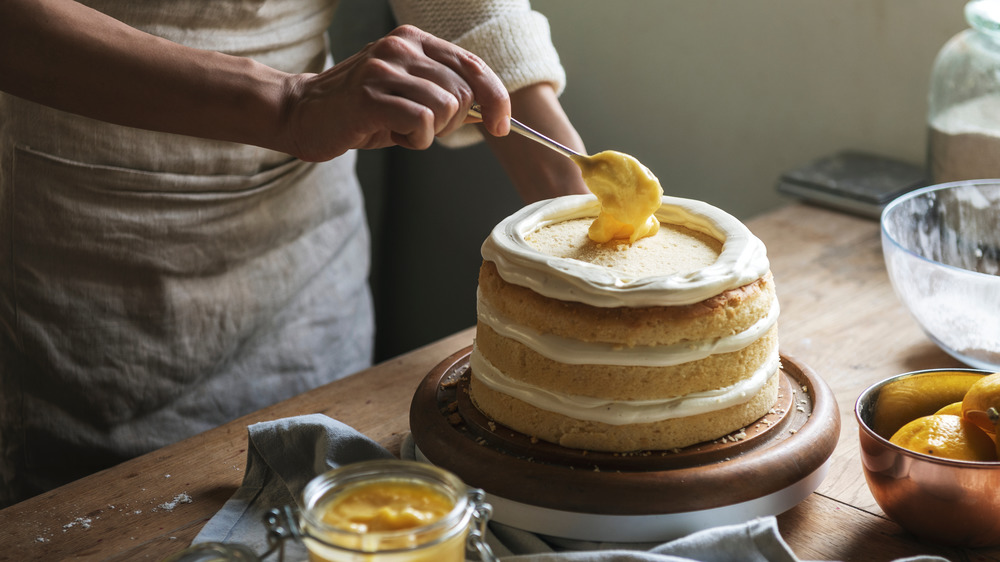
928,0 -> 1000,182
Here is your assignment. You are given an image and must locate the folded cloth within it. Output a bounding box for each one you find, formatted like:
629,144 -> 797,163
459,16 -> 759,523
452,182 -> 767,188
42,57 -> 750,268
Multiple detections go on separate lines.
192,413 -> 393,559
490,517 -> 800,562
193,415 -> 949,562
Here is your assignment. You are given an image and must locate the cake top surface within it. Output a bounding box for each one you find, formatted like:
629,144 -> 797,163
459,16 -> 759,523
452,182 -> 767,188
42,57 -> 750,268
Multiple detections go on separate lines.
481,194 -> 770,307
525,218 -> 722,279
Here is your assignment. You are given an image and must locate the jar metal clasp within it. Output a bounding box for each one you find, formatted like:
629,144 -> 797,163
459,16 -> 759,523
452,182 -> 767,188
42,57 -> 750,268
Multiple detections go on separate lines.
466,488 -> 500,562
261,505 -> 300,562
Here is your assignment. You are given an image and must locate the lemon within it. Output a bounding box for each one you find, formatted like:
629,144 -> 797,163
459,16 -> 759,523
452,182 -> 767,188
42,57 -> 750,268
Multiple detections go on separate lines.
935,401 -> 964,416
889,414 -> 997,462
961,372 -> 1000,435
872,372 -> 985,439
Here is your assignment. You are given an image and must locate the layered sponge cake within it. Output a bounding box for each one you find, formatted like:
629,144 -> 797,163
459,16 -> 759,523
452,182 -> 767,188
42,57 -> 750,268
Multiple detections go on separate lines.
469,194 -> 779,453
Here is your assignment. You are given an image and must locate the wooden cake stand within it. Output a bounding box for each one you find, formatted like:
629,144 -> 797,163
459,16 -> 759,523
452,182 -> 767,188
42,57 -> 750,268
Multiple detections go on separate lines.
409,347 -> 840,542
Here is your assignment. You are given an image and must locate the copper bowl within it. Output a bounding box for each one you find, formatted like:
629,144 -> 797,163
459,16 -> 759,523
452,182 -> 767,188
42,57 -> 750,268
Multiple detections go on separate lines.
856,368 -> 1000,547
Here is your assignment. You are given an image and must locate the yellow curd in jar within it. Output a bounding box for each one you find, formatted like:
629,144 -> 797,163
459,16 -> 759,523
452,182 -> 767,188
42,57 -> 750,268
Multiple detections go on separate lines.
304,478 -> 468,562
320,481 -> 452,533
572,150 -> 663,244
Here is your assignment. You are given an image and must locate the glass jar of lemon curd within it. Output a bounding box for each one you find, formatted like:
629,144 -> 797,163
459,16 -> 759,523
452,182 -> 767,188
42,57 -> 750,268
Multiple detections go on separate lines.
164,461 -> 495,562
295,460 -> 496,562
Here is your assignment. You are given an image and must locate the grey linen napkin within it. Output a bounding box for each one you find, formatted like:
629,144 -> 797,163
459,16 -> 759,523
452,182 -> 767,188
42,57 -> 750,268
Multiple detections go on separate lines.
193,415 -> 948,562
490,516 -> 799,562
192,413 -> 393,559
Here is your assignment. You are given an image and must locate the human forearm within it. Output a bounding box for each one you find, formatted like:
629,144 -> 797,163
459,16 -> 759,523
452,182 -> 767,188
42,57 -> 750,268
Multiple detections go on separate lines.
482,84 -> 589,202
0,1 -> 512,161
0,0 -> 293,154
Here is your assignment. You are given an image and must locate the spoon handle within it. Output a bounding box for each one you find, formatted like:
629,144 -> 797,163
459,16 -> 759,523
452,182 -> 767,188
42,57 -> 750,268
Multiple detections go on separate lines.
469,103 -> 584,159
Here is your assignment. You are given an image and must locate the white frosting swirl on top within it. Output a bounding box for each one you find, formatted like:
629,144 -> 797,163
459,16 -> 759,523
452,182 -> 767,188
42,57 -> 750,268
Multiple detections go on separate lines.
477,288 -> 780,366
481,194 -> 770,307
470,345 -> 781,425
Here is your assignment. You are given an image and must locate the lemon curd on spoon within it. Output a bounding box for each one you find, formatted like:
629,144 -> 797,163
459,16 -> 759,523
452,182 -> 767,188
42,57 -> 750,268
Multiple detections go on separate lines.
572,150 -> 664,244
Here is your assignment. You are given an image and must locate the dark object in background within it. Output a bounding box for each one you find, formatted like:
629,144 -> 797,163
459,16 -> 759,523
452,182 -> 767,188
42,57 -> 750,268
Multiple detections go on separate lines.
776,151 -> 928,220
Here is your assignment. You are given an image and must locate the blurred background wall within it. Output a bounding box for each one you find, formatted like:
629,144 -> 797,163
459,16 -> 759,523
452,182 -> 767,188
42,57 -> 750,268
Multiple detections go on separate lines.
329,0 -> 968,362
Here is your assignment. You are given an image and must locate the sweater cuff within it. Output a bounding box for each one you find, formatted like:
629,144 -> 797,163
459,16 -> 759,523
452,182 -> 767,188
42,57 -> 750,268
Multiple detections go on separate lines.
439,11 -> 566,148
457,11 -> 566,97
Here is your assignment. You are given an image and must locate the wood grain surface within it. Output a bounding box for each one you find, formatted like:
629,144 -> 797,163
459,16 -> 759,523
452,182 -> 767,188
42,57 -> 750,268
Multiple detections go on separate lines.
2,203 -> 997,561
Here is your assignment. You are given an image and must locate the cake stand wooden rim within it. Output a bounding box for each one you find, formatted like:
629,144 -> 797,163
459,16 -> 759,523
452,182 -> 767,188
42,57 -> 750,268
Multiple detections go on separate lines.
409,347 -> 841,515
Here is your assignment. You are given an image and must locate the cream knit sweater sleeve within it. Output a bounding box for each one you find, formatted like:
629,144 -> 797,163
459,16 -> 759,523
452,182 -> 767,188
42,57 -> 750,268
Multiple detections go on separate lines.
389,0 -> 567,147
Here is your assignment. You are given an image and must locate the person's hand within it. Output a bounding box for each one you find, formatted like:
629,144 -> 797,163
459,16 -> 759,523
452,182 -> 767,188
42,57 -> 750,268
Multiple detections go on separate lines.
282,25 -> 511,162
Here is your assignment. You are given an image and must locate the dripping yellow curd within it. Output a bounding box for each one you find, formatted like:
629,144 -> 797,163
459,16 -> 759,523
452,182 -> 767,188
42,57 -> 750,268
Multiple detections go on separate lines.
572,150 -> 664,244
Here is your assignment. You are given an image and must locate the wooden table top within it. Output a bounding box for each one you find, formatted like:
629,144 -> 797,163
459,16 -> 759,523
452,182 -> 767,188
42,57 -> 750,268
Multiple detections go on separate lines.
2,203 -> 995,561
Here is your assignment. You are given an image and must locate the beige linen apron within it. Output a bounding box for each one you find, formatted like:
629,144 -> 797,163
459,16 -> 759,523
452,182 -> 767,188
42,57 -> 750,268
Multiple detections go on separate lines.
0,0 -> 374,505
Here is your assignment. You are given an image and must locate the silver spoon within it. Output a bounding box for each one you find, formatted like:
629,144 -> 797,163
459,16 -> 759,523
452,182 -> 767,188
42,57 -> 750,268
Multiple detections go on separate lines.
468,103 -> 585,159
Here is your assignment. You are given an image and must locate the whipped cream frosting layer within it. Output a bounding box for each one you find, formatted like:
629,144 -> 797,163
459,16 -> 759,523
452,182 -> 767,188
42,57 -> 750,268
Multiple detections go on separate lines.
470,345 -> 780,425
477,289 -> 779,366
481,194 -> 770,307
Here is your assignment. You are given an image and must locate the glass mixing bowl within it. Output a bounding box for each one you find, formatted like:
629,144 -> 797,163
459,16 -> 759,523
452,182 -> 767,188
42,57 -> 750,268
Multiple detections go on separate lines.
881,180 -> 1000,371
